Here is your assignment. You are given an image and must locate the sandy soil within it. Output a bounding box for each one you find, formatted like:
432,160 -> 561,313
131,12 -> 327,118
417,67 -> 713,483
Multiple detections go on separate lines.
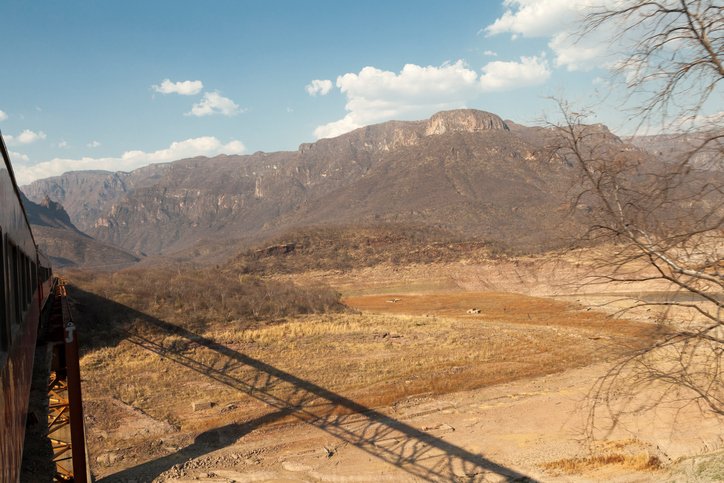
97,360 -> 722,482
93,302 -> 724,482
92,283 -> 722,483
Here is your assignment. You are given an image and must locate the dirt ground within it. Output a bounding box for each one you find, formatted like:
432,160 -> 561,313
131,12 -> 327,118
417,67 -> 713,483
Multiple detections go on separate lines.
98,362 -> 723,482
76,260 -> 722,482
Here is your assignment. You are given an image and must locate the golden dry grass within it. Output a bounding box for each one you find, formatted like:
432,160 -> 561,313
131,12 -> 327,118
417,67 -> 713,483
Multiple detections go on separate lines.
541,438 -> 665,476
542,452 -> 662,474
541,438 -> 663,474
64,244 -> 719,481
344,291 -> 654,333
75,287 -> 659,450
63,259 -> 665,480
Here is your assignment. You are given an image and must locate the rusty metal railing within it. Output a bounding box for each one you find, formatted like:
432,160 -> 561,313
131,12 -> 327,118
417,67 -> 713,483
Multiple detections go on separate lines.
46,277 -> 88,482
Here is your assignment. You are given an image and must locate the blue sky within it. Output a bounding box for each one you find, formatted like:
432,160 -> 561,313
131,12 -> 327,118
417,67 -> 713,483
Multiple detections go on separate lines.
1,1 -> 720,184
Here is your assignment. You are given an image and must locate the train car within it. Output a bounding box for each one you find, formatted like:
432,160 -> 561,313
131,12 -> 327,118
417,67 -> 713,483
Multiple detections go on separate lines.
1,131 -> 53,482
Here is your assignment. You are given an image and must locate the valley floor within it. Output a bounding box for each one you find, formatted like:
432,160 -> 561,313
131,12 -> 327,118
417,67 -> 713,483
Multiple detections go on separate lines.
99,361 -> 723,483
68,261 -> 722,482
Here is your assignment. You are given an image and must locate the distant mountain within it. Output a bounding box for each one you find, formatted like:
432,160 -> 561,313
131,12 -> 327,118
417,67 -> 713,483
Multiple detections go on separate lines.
20,193 -> 139,269
23,109 -> 638,260
23,194 -> 81,232
626,132 -> 723,170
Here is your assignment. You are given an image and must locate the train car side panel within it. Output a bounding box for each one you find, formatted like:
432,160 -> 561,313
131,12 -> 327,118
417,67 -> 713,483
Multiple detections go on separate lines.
0,298 -> 40,482
1,134 -> 45,482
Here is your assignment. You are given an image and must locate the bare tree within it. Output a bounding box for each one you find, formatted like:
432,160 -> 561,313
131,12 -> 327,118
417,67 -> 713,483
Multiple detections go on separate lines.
586,0 -> 723,131
552,0 -> 723,423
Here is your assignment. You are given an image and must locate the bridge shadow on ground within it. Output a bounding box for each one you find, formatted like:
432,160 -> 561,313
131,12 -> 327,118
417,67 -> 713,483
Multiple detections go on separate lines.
72,288 -> 535,482
101,410 -> 294,482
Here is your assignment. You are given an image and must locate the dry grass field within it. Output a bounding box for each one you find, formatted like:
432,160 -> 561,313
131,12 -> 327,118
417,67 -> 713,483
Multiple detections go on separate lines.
49,230 -> 724,483
62,263 -> 677,481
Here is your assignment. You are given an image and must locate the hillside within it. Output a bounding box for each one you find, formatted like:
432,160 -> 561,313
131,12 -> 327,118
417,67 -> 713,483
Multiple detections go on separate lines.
23,109 -> 641,259
20,194 -> 139,268
627,132 -> 723,170
229,224 -> 497,276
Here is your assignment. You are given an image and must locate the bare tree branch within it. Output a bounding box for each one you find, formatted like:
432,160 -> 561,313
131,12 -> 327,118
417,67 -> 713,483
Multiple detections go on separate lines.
550,14 -> 723,417
586,0 -> 723,131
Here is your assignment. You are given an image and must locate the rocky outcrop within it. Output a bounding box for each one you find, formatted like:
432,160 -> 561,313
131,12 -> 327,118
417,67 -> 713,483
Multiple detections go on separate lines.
627,132 -> 724,170
23,194 -> 77,231
425,109 -> 509,136
23,170 -> 133,234
20,193 -> 139,268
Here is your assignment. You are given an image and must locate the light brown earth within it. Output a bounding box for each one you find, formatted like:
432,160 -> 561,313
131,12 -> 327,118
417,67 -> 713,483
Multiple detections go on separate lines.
99,363 -> 723,482
73,260 -> 723,482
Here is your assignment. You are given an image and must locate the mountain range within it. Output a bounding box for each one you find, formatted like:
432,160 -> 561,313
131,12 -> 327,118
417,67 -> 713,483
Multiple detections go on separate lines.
22,109 -> 661,266
20,194 -> 139,268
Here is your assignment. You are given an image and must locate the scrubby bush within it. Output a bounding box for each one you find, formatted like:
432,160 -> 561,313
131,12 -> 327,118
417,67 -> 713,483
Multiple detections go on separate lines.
231,223 -> 497,274
69,266 -> 345,330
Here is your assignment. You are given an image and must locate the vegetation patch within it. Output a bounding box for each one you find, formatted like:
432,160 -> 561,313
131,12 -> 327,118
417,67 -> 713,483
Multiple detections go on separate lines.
66,269 -> 661,480
230,224 -> 505,275
541,438 -> 665,476
542,452 -> 662,474
69,267 -> 344,332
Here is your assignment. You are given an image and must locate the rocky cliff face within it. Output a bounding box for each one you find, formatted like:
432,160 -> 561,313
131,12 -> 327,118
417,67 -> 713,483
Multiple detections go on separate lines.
23,170 -> 133,234
627,132 -> 723,170
22,109 -> 644,259
424,109 -> 509,136
20,193 -> 139,268
24,195 -> 77,230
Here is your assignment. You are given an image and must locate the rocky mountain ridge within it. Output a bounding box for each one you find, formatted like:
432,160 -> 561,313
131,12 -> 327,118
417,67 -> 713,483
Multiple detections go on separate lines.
626,132 -> 723,170
20,193 -> 139,268
23,109 -> 630,260
23,194 -> 81,232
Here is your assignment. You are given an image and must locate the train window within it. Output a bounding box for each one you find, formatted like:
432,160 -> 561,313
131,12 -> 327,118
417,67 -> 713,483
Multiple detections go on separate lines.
10,243 -> 20,324
31,260 -> 37,299
23,255 -> 27,308
4,241 -> 10,329
20,254 -> 26,310
0,230 -> 6,352
15,246 -> 26,321
24,255 -> 30,309
17,256 -> 22,315
24,254 -> 30,308
19,251 -> 26,314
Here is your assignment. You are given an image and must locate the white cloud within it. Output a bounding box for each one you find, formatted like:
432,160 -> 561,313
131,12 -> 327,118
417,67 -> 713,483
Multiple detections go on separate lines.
549,30 -> 610,71
187,92 -> 242,117
10,151 -> 29,162
314,58 -> 550,139
152,78 -> 204,96
483,50 -> 498,57
305,79 -> 333,96
485,0 -> 614,71
313,117 -> 363,140
6,129 -> 47,145
314,61 -> 479,139
485,0 -> 592,38
0,110 -> 7,121
87,140 -> 101,148
15,136 -> 246,185
57,140 -> 69,148
479,55 -> 550,91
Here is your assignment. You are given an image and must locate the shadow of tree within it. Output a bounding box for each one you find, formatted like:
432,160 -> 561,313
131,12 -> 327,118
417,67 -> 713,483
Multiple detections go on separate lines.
72,288 -> 534,482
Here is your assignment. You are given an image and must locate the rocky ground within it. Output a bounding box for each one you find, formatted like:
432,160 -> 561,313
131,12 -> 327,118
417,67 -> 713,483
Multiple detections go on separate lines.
62,257 -> 724,482
96,360 -> 723,482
